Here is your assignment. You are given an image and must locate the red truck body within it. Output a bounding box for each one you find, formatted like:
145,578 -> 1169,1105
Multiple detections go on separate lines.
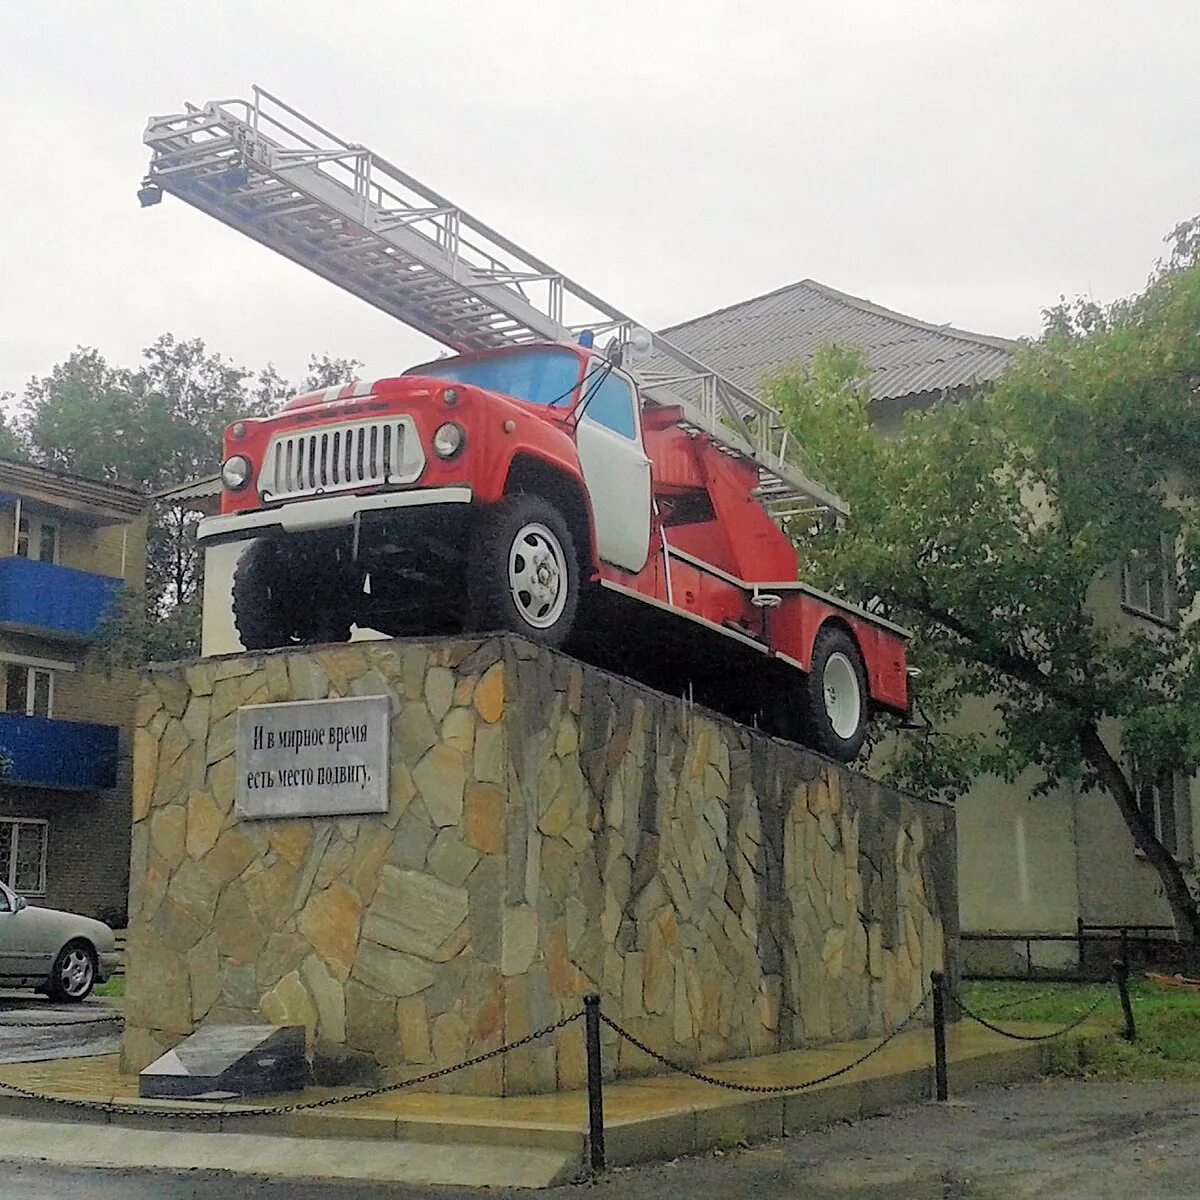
200,340 -> 909,761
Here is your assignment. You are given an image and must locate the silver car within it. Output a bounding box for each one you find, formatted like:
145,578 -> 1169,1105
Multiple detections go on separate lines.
0,882 -> 117,1002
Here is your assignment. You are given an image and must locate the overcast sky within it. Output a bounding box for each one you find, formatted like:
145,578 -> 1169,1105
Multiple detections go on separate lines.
2,1 -> 1198,398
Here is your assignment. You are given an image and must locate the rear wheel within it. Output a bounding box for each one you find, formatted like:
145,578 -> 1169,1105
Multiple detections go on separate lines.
233,535 -> 360,650
802,625 -> 870,762
466,495 -> 580,647
48,940 -> 96,1003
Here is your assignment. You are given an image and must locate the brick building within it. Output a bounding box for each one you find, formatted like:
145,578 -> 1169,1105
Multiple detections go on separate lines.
0,459 -> 146,923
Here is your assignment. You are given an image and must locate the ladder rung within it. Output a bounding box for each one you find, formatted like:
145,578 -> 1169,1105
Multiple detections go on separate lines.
144,92 -> 847,516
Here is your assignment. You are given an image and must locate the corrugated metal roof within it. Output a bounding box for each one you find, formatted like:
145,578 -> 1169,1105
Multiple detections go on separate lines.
655,279 -> 1017,403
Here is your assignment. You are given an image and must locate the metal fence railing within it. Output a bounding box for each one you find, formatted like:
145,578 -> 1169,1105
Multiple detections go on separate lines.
960,922 -> 1179,982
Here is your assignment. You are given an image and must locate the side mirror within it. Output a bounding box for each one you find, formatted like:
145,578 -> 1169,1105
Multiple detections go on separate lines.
13,896 -> 26,912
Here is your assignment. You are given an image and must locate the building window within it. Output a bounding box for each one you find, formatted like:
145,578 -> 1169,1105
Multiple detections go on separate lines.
38,522 -> 58,564
0,818 -> 48,895
1122,537 -> 1175,624
15,515 -> 60,564
3,665 -> 53,718
1137,769 -> 1193,861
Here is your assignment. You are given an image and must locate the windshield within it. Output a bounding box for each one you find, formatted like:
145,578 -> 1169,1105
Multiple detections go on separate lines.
409,347 -> 582,408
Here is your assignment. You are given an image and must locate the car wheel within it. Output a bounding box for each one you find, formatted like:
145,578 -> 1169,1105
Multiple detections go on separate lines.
466,495 -> 580,647
802,625 -> 870,762
48,940 -> 96,1003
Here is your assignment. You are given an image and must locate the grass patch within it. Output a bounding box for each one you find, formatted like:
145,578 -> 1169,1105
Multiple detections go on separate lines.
960,977 -> 1200,1081
94,975 -> 125,999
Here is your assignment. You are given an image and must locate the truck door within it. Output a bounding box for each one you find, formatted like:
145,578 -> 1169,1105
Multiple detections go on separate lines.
575,363 -> 652,573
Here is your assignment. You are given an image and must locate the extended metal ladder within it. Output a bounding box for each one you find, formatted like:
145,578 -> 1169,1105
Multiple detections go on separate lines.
142,86 -> 846,517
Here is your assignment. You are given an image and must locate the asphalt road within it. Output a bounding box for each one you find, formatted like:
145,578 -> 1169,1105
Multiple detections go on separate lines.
1,1080 -> 1198,1198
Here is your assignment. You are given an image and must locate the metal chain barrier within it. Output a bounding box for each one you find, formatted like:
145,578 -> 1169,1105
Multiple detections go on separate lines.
598,987 -> 932,1095
983,986 -> 1098,1015
0,1014 -> 122,1030
0,1011 -> 582,1120
950,988 -> 1109,1042
0,970 -> 1121,1181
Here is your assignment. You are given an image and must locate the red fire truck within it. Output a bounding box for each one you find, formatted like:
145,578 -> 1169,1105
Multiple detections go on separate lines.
144,89 -> 911,761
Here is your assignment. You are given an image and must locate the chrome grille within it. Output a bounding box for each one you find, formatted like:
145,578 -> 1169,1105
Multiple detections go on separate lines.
261,417 -> 424,500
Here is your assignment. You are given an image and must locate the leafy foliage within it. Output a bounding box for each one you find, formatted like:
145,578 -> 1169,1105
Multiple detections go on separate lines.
767,228 -> 1200,937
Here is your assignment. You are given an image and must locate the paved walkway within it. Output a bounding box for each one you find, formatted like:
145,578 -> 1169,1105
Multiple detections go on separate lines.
0,1015 -> 1110,1188
0,1080 -> 1196,1198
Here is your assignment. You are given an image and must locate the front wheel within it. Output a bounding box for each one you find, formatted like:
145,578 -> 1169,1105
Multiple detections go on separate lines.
232,535 -> 359,651
466,495 -> 580,647
48,940 -> 96,1002
802,626 -> 870,762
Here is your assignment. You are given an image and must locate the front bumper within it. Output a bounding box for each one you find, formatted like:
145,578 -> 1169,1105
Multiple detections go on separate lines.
97,950 -> 119,984
196,486 -> 474,546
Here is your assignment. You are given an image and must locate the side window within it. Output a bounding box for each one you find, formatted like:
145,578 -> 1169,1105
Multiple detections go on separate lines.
14,516 -> 60,564
38,523 -> 58,564
0,819 -> 47,895
1137,768 -> 1194,861
30,669 -> 52,718
4,665 -> 27,714
583,368 -> 637,440
3,665 -> 53,718
1122,536 -> 1175,624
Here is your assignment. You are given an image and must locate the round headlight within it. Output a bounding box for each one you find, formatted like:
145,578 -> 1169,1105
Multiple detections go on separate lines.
432,422 -> 465,459
221,454 -> 253,491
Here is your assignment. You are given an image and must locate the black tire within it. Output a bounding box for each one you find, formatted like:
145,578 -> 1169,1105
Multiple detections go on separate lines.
465,495 -> 580,647
802,625 -> 870,762
232,536 -> 356,650
48,940 -> 96,1003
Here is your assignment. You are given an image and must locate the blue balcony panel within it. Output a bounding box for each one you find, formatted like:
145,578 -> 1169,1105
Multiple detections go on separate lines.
0,713 -> 118,791
0,557 -> 122,640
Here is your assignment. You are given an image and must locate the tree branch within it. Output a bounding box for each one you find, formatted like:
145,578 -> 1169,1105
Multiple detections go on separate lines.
906,578 -> 1060,698
1079,722 -> 1200,943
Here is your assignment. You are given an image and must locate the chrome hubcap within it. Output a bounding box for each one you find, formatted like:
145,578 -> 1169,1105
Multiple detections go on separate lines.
508,523 -> 568,629
60,948 -> 94,998
822,652 -> 863,740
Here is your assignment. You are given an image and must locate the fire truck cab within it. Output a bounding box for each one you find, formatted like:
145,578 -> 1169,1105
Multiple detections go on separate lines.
197,339 -> 910,762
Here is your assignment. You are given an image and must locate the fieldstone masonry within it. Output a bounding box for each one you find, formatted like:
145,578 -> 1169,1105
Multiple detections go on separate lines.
123,635 -> 956,1096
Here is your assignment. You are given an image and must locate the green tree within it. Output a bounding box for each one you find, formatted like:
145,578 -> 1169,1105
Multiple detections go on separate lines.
0,394 -> 28,462
767,230 -> 1200,943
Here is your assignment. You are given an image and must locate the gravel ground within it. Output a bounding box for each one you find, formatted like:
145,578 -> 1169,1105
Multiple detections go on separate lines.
1,1080 -> 1199,1198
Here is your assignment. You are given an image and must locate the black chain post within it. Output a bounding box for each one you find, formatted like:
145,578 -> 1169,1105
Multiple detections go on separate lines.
1114,960 -> 1136,1042
583,994 -> 606,1174
930,970 -> 948,1102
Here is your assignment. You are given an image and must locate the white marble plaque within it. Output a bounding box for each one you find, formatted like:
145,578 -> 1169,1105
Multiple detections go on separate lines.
235,695 -> 390,819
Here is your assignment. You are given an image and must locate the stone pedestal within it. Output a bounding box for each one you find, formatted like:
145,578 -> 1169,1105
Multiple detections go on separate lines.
123,635 -> 957,1096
